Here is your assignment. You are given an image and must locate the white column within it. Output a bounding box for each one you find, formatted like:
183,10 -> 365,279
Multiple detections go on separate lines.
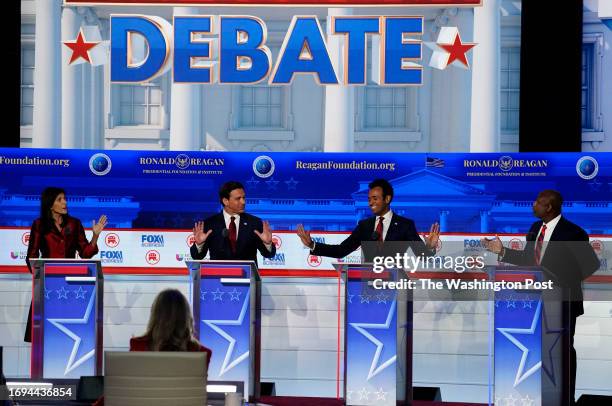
32,0 -> 62,148
323,8 -> 354,152
429,9 -> 474,151
169,7 -> 201,151
598,0 -> 612,19
61,7 -> 82,148
470,0 -> 500,152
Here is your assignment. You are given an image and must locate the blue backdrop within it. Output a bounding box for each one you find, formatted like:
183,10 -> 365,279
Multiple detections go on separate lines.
0,149 -> 609,234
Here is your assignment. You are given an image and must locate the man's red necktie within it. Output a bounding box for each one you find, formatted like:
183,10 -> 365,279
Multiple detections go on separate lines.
229,216 -> 237,254
534,223 -> 546,265
376,217 -> 384,241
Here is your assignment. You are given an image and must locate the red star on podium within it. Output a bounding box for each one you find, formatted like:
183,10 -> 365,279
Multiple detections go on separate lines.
438,32 -> 476,68
63,29 -> 99,64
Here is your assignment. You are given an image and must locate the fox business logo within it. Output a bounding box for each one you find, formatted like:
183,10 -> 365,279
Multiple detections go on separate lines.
263,253 -> 285,266
141,234 -> 165,247
146,250 -> 161,265
101,251 -> 124,263
463,239 -> 483,252
105,233 -> 120,248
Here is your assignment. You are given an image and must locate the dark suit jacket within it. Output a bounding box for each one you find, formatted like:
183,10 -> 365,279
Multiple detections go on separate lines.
501,216 -> 599,315
312,213 -> 435,260
190,212 -> 276,263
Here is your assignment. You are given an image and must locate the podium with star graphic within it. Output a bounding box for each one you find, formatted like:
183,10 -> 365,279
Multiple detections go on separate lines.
29,258 -> 104,379
491,266 -> 568,406
186,260 -> 261,401
335,264 -> 412,406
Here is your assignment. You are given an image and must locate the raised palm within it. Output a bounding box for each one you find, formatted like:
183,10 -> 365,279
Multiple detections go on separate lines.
192,221 -> 212,245
254,220 -> 273,244
296,224 -> 313,248
425,222 -> 440,249
92,215 -> 108,236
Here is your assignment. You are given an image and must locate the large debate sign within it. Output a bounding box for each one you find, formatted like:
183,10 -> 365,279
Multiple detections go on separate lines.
61,0 -> 482,84
25,1 -> 526,154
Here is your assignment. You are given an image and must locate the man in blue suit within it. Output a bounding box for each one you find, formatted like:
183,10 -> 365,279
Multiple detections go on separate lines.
190,181 -> 276,263
296,179 -> 440,260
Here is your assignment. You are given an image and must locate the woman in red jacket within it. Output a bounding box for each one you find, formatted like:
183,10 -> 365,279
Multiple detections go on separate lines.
93,289 -> 212,406
24,187 -> 107,342
130,288 -> 212,368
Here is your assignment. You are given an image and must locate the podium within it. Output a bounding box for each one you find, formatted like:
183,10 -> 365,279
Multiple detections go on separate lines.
29,258 -> 103,379
489,266 -> 569,405
186,260 -> 261,400
334,263 -> 412,406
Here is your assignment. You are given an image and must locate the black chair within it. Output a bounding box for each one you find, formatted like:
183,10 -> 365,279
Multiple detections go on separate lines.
577,394 -> 612,406
260,382 -> 276,397
413,386 -> 442,401
76,376 -> 104,403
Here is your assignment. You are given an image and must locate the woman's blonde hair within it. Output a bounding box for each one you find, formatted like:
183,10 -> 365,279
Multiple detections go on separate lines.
141,289 -> 199,351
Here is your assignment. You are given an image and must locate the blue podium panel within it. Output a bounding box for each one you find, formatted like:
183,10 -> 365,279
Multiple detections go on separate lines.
345,267 -> 401,406
30,259 -> 103,379
187,261 -> 258,399
494,270 -> 544,406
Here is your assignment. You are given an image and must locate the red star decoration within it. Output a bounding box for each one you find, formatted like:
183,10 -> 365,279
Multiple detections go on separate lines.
63,30 -> 99,64
438,33 -> 476,68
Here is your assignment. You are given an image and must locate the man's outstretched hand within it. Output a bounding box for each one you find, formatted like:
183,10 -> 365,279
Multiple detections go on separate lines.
192,221 -> 212,245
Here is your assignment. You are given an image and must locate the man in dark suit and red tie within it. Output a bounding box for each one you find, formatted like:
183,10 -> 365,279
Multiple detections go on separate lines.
482,189 -> 600,405
190,181 -> 276,263
296,179 -> 440,260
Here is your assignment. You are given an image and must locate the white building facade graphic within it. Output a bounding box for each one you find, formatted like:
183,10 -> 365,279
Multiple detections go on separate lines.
18,1 -> 612,152
20,0 -> 519,153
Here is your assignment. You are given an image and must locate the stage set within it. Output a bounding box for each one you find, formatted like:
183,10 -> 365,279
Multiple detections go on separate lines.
0,149 -> 610,405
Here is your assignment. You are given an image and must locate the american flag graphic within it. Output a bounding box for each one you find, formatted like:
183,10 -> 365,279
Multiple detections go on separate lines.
426,157 -> 445,168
